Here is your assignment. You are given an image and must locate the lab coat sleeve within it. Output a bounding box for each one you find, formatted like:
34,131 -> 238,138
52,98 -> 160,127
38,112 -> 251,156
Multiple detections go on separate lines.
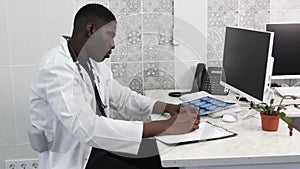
109,78 -> 157,121
39,61 -> 143,154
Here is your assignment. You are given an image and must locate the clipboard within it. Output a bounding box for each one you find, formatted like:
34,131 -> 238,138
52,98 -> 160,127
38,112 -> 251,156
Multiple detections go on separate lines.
155,121 -> 237,145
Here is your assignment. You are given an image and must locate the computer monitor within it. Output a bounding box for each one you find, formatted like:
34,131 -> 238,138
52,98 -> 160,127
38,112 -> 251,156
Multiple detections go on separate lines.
266,23 -> 300,79
220,27 -> 274,103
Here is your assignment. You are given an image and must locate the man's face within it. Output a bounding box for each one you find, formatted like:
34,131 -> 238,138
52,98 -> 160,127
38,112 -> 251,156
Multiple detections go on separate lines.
85,21 -> 116,62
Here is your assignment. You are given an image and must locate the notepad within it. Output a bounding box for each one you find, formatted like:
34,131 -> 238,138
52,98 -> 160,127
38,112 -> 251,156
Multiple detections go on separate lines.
155,121 -> 237,145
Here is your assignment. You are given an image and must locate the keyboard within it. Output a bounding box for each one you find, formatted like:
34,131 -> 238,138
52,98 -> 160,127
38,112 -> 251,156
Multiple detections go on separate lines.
274,87 -> 300,97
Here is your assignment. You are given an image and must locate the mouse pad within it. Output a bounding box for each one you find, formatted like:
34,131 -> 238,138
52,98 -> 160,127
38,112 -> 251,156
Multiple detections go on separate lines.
181,96 -> 235,115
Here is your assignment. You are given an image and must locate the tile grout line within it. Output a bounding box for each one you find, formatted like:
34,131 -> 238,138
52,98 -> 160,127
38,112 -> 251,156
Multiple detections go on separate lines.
3,0 -> 18,148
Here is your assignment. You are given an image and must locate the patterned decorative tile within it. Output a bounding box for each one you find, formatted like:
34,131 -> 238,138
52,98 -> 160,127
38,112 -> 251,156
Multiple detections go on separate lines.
144,77 -> 161,89
126,62 -> 143,77
144,74 -> 175,90
143,45 -> 174,61
240,0 -> 270,10
126,44 -> 142,61
239,0 -> 257,10
109,0 -> 126,13
89,0 -> 109,7
109,0 -> 174,91
144,62 -> 160,77
111,62 -> 143,78
254,10 -> 270,30
208,0 -> 225,11
157,45 -> 174,61
115,13 -> 128,30
111,63 -> 127,78
111,46 -> 127,62
208,9 -> 224,27
158,0 -> 173,12
142,13 -> 159,33
115,28 -> 127,46
158,61 -> 174,75
239,10 -> 270,30
158,29 -> 173,45
207,59 -> 223,67
207,27 -> 225,60
255,0 -> 270,10
126,29 -> 142,45
75,0 -> 109,9
143,33 -> 159,45
126,0 -> 141,13
160,76 -> 175,89
143,46 -> 160,61
224,0 -> 239,10
129,76 -> 144,94
223,10 -> 238,27
239,10 -> 256,28
143,0 -> 159,12
143,61 -> 174,77
126,13 -> 142,30
158,13 -> 174,30
114,77 -> 130,86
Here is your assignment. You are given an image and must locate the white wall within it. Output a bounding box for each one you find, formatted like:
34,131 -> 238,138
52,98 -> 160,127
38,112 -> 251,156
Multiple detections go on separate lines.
174,0 -> 207,89
0,0 -> 75,168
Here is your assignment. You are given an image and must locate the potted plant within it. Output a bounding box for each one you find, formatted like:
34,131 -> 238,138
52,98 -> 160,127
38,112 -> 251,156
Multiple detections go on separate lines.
250,95 -> 300,136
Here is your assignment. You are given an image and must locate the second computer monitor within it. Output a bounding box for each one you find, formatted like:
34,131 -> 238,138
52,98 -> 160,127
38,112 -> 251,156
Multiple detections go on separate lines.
266,23 -> 300,79
220,27 -> 274,103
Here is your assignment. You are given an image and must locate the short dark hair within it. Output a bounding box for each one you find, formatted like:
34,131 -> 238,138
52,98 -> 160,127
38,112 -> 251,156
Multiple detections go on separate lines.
73,3 -> 116,31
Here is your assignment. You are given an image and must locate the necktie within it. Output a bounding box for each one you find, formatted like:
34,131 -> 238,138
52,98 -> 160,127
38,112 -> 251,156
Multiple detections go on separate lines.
67,41 -> 106,116
80,61 -> 107,117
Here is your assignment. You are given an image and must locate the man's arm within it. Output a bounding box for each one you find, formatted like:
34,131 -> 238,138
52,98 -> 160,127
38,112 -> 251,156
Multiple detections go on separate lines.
143,106 -> 200,137
152,101 -> 180,116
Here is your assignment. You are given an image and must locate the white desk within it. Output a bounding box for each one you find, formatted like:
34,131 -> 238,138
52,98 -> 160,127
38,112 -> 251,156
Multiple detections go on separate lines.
146,90 -> 300,169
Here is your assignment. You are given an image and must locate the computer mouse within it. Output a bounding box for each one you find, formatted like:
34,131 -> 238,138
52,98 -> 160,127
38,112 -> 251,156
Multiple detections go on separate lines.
222,114 -> 238,123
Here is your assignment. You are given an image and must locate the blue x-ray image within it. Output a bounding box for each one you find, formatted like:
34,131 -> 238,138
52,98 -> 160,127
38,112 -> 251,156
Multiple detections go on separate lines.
182,96 -> 234,115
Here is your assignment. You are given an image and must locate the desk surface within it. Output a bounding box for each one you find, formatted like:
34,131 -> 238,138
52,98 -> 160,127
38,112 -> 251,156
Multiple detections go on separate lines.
146,90 -> 300,168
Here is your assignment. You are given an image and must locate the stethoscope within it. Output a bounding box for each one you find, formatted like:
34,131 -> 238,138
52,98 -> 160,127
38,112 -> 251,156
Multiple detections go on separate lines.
67,40 -> 107,111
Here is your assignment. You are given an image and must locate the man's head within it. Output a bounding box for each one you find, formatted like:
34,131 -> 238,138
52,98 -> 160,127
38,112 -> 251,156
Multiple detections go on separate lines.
72,3 -> 117,62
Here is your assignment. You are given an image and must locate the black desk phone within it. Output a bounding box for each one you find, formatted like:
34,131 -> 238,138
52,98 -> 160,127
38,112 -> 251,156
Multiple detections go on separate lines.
169,63 -> 228,97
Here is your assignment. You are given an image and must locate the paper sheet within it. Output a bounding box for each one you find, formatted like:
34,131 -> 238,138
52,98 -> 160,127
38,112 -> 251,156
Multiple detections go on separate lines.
155,121 -> 236,144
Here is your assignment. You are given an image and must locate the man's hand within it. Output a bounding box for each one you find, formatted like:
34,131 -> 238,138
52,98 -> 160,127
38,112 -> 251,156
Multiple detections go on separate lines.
143,103 -> 200,138
162,105 -> 200,135
164,103 -> 180,116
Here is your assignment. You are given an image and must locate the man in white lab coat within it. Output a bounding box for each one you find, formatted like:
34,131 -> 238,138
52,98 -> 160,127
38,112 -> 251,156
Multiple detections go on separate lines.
29,3 -> 199,169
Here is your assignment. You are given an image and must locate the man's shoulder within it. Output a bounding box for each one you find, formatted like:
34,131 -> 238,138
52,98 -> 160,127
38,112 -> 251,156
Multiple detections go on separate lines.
39,44 -> 70,68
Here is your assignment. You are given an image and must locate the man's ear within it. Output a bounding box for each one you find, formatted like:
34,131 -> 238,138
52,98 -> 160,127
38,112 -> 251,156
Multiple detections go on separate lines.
86,22 -> 95,37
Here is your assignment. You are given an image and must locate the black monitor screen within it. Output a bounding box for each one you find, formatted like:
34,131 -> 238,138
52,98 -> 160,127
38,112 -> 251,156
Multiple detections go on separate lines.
221,27 -> 273,102
267,23 -> 300,78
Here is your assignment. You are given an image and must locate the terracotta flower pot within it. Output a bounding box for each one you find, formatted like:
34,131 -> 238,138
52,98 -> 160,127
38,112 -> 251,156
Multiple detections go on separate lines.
260,112 -> 280,131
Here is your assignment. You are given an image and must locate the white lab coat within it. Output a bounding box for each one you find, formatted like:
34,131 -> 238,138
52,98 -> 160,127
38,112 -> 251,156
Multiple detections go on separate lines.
29,37 -> 156,169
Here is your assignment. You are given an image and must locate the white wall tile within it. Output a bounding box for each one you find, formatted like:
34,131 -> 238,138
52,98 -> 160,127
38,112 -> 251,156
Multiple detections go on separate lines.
0,145 -> 18,169
0,66 -> 16,145
17,144 -> 38,159
11,66 -> 36,144
0,0 -> 10,65
6,0 -> 43,65
174,58 -> 201,89
174,0 -> 207,89
41,0 -> 74,52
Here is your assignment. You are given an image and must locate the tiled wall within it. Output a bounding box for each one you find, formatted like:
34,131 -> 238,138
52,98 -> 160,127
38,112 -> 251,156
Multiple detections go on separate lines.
207,0 -> 270,67
109,0 -> 175,94
207,0 -> 300,85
